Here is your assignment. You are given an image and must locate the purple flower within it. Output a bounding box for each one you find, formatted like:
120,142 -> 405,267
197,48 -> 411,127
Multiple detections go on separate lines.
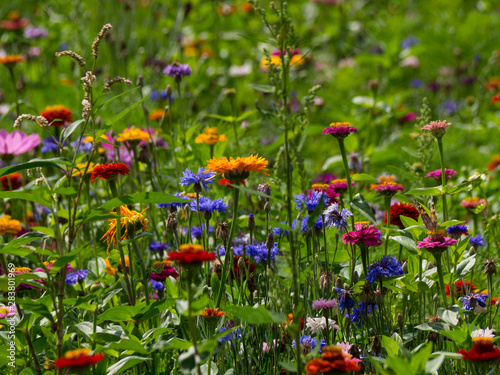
342,224 -> 382,247
190,196 -> 227,214
400,35 -> 419,49
417,234 -> 457,255
149,241 -> 170,252
65,269 -> 88,285
366,256 -> 404,285
323,203 -> 352,231
312,298 -> 338,310
149,279 -> 164,291
164,63 -> 192,81
469,235 -> 485,248
410,79 -> 423,88
180,167 -> 215,191
461,293 -> 488,312
336,288 -> 356,311
24,26 -> 48,39
313,173 -> 337,184
292,335 -> 317,355
446,225 -> 469,237
322,122 -> 358,140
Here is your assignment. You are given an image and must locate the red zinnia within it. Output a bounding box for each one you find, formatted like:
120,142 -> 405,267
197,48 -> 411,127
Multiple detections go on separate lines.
445,280 -> 476,297
90,163 -> 130,182
458,338 -> 500,363
40,105 -> 73,127
54,349 -> 105,369
231,255 -> 256,281
384,202 -> 419,228
219,178 -> 245,188
0,173 -> 23,191
167,244 -> 216,266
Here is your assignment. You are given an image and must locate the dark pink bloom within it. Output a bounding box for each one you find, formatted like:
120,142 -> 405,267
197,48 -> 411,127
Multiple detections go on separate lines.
417,234 -> 457,251
312,298 -> 338,310
422,120 -> 452,138
322,122 -> 358,139
342,224 -> 382,247
425,168 -> 457,182
150,265 -> 179,281
373,182 -> 404,196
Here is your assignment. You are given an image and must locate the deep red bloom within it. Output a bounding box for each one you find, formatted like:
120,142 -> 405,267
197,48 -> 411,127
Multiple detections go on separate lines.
384,202 -> 419,228
54,350 -> 105,369
168,245 -> 216,265
40,105 -> 73,127
150,264 -> 179,280
492,93 -> 500,103
458,338 -> 500,363
219,178 -> 245,188
90,163 -> 130,182
445,280 -> 476,297
231,256 -> 256,280
0,173 -> 23,191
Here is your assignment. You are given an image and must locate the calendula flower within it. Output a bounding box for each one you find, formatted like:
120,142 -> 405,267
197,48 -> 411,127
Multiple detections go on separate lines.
39,105 -> 73,127
384,202 -> 419,228
0,215 -> 22,235
54,349 -> 105,369
100,206 -> 149,248
1,173 -> 23,191
148,109 -> 168,121
90,162 -> 130,182
205,154 -> 269,181
195,127 -> 228,145
322,122 -> 358,140
116,127 -> 151,143
167,244 -> 216,266
487,155 -> 500,171
201,308 -> 225,319
0,55 -> 24,66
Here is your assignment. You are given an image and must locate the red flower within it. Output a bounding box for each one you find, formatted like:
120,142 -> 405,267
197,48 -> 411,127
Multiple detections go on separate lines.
446,280 -> 476,297
54,349 -> 105,369
458,338 -> 500,363
384,202 -> 419,228
40,105 -> 73,127
167,244 -> 215,266
286,313 -> 305,330
492,93 -> 500,103
91,163 -> 130,182
219,178 -> 245,188
149,264 -> 179,280
0,173 -> 23,191
231,255 -> 256,281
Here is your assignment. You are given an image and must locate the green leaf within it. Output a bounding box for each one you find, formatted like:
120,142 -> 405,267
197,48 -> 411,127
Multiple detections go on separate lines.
452,255 -> 476,277
0,158 -> 70,177
132,298 -> 177,322
415,322 -> 449,332
106,356 -> 151,375
236,110 -> 257,122
440,330 -> 468,346
107,94 -> 150,125
437,305 -> 460,326
228,183 -> 271,199
381,335 -> 399,356
390,236 -> 417,255
224,305 -> 286,324
61,119 -> 85,142
53,186 -> 78,197
205,114 -> 235,122
351,173 -> 377,182
0,191 -> 52,207
98,305 -> 141,323
18,298 -> 54,322
51,247 -> 85,273
120,231 -> 152,245
0,232 -> 49,255
425,354 -> 445,374
247,84 -> 275,93
99,192 -> 188,210
351,193 -> 376,224
95,86 -> 141,110
106,339 -> 148,355
405,186 -> 443,196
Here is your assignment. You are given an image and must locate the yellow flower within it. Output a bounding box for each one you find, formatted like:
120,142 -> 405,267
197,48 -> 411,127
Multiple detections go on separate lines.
205,154 -> 269,181
311,183 -> 329,191
72,162 -> 97,177
13,267 -> 31,273
116,127 -> 150,143
0,215 -> 21,235
195,127 -> 228,146
101,206 -> 149,248
179,244 -> 204,253
260,53 -> 305,70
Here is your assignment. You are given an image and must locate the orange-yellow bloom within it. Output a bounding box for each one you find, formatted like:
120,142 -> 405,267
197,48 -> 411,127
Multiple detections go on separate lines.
195,127 -> 228,146
101,206 -> 149,248
0,55 -> 24,66
116,127 -> 150,143
0,215 -> 21,235
205,154 -> 269,181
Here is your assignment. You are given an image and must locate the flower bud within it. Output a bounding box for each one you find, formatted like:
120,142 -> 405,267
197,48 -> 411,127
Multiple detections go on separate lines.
166,84 -> 173,97
343,283 -> 350,291
397,313 -> 403,327
224,88 -> 236,98
247,213 -> 255,230
352,270 -> 359,285
204,210 -> 212,222
335,277 -> 343,289
166,212 -> 178,231
264,201 -> 271,213
484,259 -> 497,276
266,233 -> 274,251
433,294 -> 439,303
193,182 -> 202,194
136,75 -> 144,87
402,261 -> 408,273
90,282 -> 103,292
469,247 -> 476,256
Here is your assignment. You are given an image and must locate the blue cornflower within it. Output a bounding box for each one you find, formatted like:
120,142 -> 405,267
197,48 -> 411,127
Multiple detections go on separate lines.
348,302 -> 378,327
41,137 -> 64,153
336,288 -> 356,311
273,222 -> 290,237
469,235 -> 485,248
294,190 -> 329,212
233,245 -> 244,257
318,339 -> 327,354
400,35 -> 419,49
292,335 -> 317,355
180,167 -> 215,191
323,203 -> 352,231
366,256 -> 404,285
150,90 -> 173,101
215,245 -> 226,257
439,99 -> 461,115
65,269 -> 88,285
156,193 -> 191,210
186,224 -> 214,240
446,225 -> 469,237
190,196 -> 227,214
149,279 -> 164,291
217,327 -> 241,343
410,78 -> 423,88
164,63 -> 192,81
295,215 -> 323,234
461,293 -> 488,312
246,242 -> 279,263
149,241 -> 170,252
70,138 -> 93,153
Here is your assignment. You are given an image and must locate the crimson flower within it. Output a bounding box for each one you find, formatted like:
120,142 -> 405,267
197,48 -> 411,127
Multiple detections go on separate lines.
90,162 -> 130,182
384,202 -> 419,228
458,338 -> 500,363
54,349 -> 105,369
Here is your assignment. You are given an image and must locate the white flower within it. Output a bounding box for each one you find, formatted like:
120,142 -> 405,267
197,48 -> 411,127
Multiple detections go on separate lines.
472,328 -> 496,338
336,341 -> 352,355
305,317 -> 340,334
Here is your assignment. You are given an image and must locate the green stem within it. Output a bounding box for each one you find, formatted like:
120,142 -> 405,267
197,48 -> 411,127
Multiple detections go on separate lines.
437,138 -> 448,222
384,196 -> 391,256
434,253 -> 448,308
187,272 -> 202,375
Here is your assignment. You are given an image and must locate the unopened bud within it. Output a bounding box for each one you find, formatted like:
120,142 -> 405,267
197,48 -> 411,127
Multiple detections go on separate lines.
237,257 -> 246,271
335,277 -> 343,288
166,85 -> 173,97
402,261 -> 408,273
469,247 -> 476,256
193,182 -> 202,194
90,282 -> 103,292
247,213 -> 255,230
352,270 -> 359,285
433,294 -> 439,303
204,210 -> 212,221
264,201 -> 271,213
136,75 -> 144,87
397,313 -> 403,326
484,259 -> 497,276
343,283 -> 350,291
266,233 -> 274,250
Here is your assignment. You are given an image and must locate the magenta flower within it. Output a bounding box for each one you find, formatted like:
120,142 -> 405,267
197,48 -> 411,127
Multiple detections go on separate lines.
373,182 -> 404,196
425,168 -> 457,182
0,130 -> 40,156
342,223 -> 382,247
417,233 -> 457,256
322,122 -> 358,139
312,298 -> 338,310
422,120 -> 452,138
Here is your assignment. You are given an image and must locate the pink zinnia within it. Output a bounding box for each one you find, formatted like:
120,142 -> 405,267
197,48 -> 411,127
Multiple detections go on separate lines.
0,130 -> 40,156
422,120 -> 452,138
425,168 -> 457,182
373,182 -> 404,196
342,223 -> 382,247
460,197 -> 487,210
312,298 -> 338,310
417,234 -> 457,255
322,122 -> 358,139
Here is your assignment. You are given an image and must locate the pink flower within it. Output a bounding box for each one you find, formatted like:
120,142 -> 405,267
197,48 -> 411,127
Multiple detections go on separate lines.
322,122 -> 358,139
399,56 -> 420,68
312,298 -> 338,310
0,304 -> 15,319
425,168 -> 457,182
342,224 -> 382,247
422,120 -> 452,138
373,182 -> 404,196
417,234 -> 457,253
336,341 -> 353,355
0,130 -> 40,156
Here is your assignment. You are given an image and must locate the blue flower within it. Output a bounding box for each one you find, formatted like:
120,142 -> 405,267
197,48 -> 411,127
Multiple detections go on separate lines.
246,242 -> 279,263
233,245 -> 244,257
186,225 -> 214,240
400,35 -> 419,49
156,193 -> 191,209
65,269 -> 88,285
150,90 -> 174,101
216,245 -> 226,257
294,190 -> 329,212
149,279 -> 164,291
180,167 -> 215,191
469,235 -> 485,248
41,137 -> 65,153
446,225 -> 469,236
70,138 -> 93,153
366,256 -> 404,285
324,203 -> 352,231
410,78 -> 423,88
292,335 -> 317,355
149,241 -> 170,252
439,99 -> 461,115
336,288 -> 356,311
190,196 -> 227,214
217,327 -> 241,343
273,222 -> 289,237
348,302 -> 378,327
461,293 -> 488,311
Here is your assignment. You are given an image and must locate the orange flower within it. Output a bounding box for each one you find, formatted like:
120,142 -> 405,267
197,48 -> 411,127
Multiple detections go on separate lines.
0,173 -> 22,191
492,93 -> 500,103
200,308 -> 225,319
195,127 -> 228,146
487,155 -> 500,171
116,127 -> 150,143
485,77 -> 500,91
305,346 -> 361,374
148,109 -> 169,121
205,154 -> 269,181
40,105 -> 73,127
0,215 -> 22,235
0,55 -> 24,66
101,206 -> 149,248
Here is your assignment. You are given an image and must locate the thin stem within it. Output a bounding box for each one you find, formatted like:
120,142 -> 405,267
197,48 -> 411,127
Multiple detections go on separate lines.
384,196 -> 391,256
437,138 -> 448,222
434,253 -> 448,308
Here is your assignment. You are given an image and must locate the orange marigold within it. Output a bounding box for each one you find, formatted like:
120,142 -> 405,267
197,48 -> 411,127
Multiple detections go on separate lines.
40,105 -> 73,127
0,215 -> 22,235
101,206 -> 149,248
205,154 -> 269,181
0,55 -> 24,66
148,109 -> 169,121
195,127 -> 228,146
